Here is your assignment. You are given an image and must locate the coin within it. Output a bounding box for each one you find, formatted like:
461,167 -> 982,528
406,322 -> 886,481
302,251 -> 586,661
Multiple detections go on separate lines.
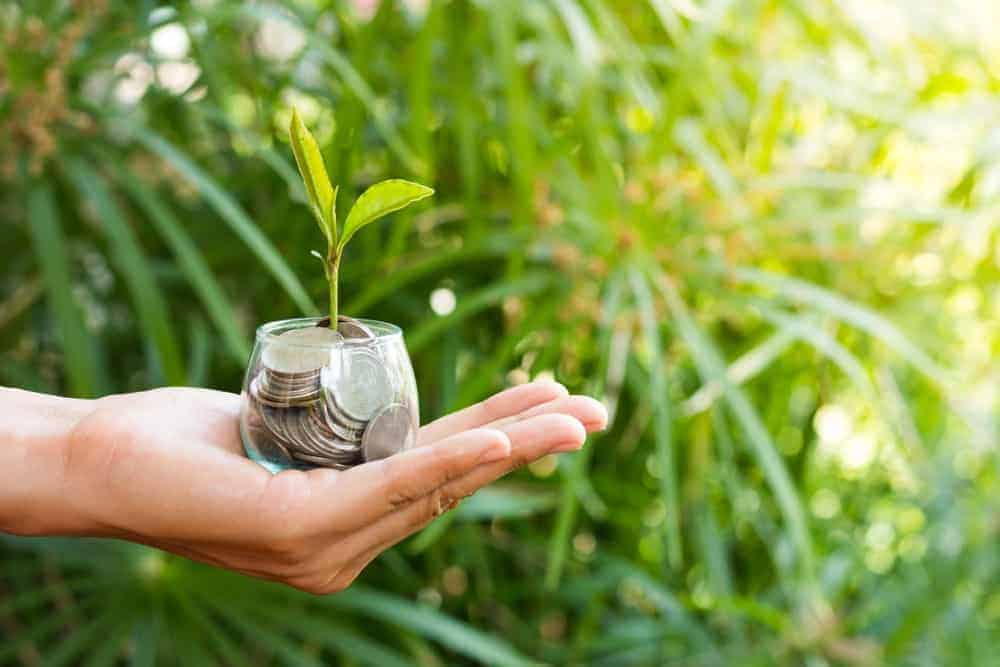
251,372 -> 321,407
289,451 -> 356,469
262,327 -> 342,375
337,316 -> 375,340
315,315 -> 375,340
317,395 -> 366,441
362,403 -> 416,462
324,348 -> 392,422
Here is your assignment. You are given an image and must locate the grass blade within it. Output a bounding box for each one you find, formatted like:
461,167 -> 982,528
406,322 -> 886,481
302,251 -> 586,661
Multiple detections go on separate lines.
199,597 -> 321,667
171,591 -> 249,666
629,267 -> 682,570
257,606 -> 414,667
681,328 -> 798,417
344,235 -> 516,315
454,484 -> 558,521
41,605 -> 120,667
674,118 -> 748,219
134,128 -> 317,315
113,165 -> 250,363
654,271 -> 814,580
545,272 -> 626,587
407,273 -> 550,353
129,616 -> 159,667
731,266 -> 951,386
754,304 -> 875,398
325,585 -> 533,667
64,159 -> 187,385
26,186 -> 104,397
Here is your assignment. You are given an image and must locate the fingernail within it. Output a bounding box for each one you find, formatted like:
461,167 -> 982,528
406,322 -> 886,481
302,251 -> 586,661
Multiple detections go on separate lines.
478,439 -> 511,463
552,440 -> 583,453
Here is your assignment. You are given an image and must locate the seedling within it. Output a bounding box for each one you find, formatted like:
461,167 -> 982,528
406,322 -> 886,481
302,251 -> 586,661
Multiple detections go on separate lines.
288,107 -> 434,324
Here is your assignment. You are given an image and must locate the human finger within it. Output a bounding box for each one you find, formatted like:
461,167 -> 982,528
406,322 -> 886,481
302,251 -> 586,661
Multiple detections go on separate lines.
416,380 -> 567,446
484,394 -> 609,433
344,413 -> 586,553
297,427 -> 512,533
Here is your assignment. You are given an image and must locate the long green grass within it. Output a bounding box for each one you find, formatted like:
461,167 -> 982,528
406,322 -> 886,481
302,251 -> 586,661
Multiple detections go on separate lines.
2,0 -> 999,664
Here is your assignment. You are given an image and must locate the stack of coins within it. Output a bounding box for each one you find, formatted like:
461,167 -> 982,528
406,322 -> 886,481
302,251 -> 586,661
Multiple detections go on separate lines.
245,315 -> 416,469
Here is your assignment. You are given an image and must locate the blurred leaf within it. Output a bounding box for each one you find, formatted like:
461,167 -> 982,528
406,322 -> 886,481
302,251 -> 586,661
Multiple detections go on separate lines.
454,484 -> 558,521
345,235 -> 517,315
134,128 -> 318,315
630,267 -> 682,569
681,328 -> 798,417
26,186 -> 104,396
407,273 -> 550,353
655,271 -> 815,579
325,586 -> 534,667
257,606 -> 414,667
64,160 -> 186,385
113,163 -> 250,363
732,266 -> 952,386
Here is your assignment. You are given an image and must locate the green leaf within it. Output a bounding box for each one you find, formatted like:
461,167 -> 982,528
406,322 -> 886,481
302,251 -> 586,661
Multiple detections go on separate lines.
453,484 -> 559,521
338,179 -> 434,253
324,586 -> 533,667
64,160 -> 187,386
256,606 -> 414,667
289,107 -> 336,243
134,128 -> 318,315
345,235 -> 516,315
681,328 -> 799,417
731,266 -> 952,387
26,186 -> 105,397
653,270 -> 815,580
111,162 -> 250,364
629,267 -> 682,570
407,273 -> 549,353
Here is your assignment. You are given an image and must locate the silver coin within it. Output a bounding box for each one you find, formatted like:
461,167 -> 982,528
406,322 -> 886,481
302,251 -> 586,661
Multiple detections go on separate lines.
290,451 -> 357,469
324,391 -> 368,430
315,315 -> 375,340
262,404 -> 303,447
325,348 -> 392,422
292,406 -> 361,455
317,395 -> 366,441
246,404 -> 293,462
251,373 -> 320,407
337,315 -> 375,340
362,403 -> 416,462
262,327 -> 341,375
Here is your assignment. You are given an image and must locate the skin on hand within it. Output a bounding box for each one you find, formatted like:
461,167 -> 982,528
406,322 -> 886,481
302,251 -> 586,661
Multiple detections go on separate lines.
9,380 -> 606,595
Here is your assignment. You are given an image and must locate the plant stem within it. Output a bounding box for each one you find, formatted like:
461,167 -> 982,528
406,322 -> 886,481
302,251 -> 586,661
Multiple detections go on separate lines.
328,258 -> 339,326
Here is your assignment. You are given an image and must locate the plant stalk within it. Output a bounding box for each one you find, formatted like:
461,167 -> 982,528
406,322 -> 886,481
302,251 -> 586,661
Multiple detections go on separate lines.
327,256 -> 339,326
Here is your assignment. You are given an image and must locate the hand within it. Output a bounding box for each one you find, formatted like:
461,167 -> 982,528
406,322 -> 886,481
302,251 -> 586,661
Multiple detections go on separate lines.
56,381 -> 606,594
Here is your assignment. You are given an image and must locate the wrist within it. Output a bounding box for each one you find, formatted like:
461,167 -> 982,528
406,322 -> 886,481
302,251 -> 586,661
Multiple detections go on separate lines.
0,387 -> 97,536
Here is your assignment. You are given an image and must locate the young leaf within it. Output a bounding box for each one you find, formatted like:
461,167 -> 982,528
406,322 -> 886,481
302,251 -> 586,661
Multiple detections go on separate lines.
328,184 -> 339,243
338,179 -> 434,253
289,107 -> 336,243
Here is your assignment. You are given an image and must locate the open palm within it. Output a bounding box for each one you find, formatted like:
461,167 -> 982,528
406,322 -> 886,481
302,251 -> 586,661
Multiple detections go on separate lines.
61,380 -> 606,594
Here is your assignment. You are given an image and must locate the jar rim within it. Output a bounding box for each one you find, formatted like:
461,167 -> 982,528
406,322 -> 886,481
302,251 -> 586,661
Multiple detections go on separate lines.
255,317 -> 403,348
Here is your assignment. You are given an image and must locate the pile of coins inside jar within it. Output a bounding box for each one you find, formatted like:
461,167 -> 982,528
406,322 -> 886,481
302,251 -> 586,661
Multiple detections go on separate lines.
243,316 -> 417,469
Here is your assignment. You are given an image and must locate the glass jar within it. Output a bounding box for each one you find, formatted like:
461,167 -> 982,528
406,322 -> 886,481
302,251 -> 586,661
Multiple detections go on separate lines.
240,317 -> 419,473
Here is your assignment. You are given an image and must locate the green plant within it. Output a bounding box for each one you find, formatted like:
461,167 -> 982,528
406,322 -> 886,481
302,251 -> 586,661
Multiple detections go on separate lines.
289,108 -> 433,323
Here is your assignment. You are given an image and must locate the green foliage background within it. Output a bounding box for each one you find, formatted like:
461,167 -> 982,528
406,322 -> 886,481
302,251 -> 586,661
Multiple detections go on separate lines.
2,0 -> 999,664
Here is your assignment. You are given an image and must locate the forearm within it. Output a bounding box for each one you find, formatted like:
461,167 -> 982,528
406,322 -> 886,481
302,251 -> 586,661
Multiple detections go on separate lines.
0,386 -> 96,535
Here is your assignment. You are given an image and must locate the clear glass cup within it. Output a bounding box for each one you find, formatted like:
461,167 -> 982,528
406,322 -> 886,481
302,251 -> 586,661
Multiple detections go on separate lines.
240,317 -> 419,473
